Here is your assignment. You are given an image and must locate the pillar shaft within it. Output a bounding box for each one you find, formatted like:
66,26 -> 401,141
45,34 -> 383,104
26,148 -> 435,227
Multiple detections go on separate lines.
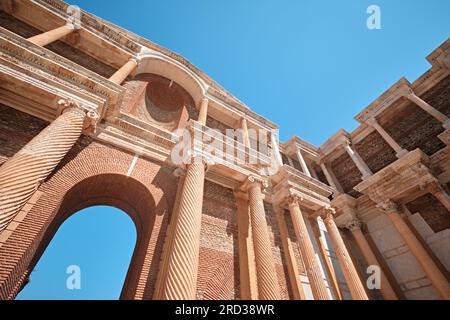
241,118 -> 251,148
197,98 -> 209,125
378,200 -> 450,299
270,134 -> 283,167
348,221 -> 398,300
407,93 -> 450,128
27,24 -> 75,47
320,162 -> 343,194
247,180 -> 280,299
288,197 -> 330,300
367,118 -> 408,158
161,161 -> 206,300
321,210 -> 368,300
109,58 -> 138,85
296,150 -> 311,177
428,182 -> 450,212
0,106 -> 85,232
342,140 -> 372,180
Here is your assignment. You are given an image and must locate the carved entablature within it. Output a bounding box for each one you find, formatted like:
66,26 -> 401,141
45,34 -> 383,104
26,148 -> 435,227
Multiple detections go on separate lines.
271,164 -> 333,211
0,26 -> 123,125
426,38 -> 450,70
354,148 -> 437,204
318,129 -> 350,161
283,136 -> 320,161
354,77 -> 413,124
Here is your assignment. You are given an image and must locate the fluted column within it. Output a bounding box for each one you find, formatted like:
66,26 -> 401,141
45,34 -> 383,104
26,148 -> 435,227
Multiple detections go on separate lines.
27,23 -> 77,47
340,138 -> 372,180
246,176 -> 280,299
406,93 -> 450,129
345,219 -> 398,300
109,58 -> 138,85
377,199 -> 450,299
367,117 -> 408,158
161,157 -> 206,300
288,196 -> 330,300
320,208 -> 368,300
0,101 -> 89,232
197,98 -> 209,125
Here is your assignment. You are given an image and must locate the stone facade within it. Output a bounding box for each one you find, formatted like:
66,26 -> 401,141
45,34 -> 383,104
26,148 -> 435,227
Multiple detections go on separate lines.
0,0 -> 449,300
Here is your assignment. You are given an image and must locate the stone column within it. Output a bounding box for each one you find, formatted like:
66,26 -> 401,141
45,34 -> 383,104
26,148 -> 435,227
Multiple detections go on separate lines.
345,219 -> 398,300
296,149 -> 311,177
406,93 -> 450,130
288,196 -> 330,300
241,118 -> 251,148
428,181 -> 450,212
320,161 -> 344,195
377,199 -> 450,299
109,58 -> 138,85
270,133 -> 284,167
0,101 -> 90,232
320,208 -> 369,300
367,118 -> 408,158
340,138 -> 372,180
161,156 -> 206,300
27,23 -> 77,47
197,98 -> 209,125
246,176 -> 280,299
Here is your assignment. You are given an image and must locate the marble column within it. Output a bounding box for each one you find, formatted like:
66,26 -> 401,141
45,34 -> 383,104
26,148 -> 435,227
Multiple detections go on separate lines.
320,208 -> 369,300
367,117 -> 408,158
427,182 -> 450,212
377,199 -> 450,299
340,138 -> 372,180
27,23 -> 77,47
406,93 -> 450,130
109,58 -> 138,85
288,196 -> 330,300
161,156 -> 206,300
345,219 -> 398,300
246,176 -> 280,299
296,149 -> 312,177
0,101 -> 90,232
197,98 -> 209,125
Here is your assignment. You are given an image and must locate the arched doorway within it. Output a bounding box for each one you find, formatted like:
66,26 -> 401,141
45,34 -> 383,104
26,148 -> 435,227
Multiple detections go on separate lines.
16,205 -> 137,300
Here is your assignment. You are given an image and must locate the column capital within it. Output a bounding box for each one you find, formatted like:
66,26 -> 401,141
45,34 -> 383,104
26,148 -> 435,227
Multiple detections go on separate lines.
345,218 -> 362,232
57,98 -> 99,133
287,194 -> 303,208
317,206 -> 336,221
376,199 -> 400,213
426,180 -> 443,196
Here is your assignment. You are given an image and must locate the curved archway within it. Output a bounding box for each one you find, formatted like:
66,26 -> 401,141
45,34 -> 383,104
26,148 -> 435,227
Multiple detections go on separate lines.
136,54 -> 207,106
16,205 -> 137,300
16,173 -> 166,300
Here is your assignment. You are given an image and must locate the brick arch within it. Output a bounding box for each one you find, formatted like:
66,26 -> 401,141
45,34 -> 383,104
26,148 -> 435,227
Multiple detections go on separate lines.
0,139 -> 178,300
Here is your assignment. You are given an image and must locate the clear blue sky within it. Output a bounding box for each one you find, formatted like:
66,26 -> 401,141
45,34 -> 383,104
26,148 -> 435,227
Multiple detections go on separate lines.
18,1 -> 449,299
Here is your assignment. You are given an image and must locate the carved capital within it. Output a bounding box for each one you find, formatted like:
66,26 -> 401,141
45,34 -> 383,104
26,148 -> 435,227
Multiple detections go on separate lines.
317,206 -> 336,221
376,199 -> 400,213
426,181 -> 443,196
241,175 -> 268,193
366,117 -> 378,127
57,98 -> 100,134
345,219 -> 362,232
287,194 -> 303,208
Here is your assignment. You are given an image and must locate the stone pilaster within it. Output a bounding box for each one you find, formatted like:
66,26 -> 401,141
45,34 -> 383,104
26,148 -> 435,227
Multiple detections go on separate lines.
0,100 -> 92,232
288,196 -> 330,300
245,176 -> 280,300
161,156 -> 207,300
320,208 -> 369,300
27,23 -> 77,47
377,199 -> 450,300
